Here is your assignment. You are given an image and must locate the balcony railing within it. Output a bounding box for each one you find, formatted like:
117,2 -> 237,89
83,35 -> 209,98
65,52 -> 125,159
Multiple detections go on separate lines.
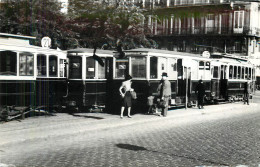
141,0 -> 231,8
152,26 -> 260,36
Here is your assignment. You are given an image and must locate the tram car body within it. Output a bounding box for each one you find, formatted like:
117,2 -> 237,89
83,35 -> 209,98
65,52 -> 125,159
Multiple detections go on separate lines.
108,48 -> 256,113
108,48 -> 212,113
0,33 -> 67,111
65,48 -> 113,112
210,54 -> 256,102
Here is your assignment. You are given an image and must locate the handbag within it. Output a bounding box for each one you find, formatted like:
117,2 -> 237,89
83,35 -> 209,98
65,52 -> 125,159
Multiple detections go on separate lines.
130,91 -> 137,99
158,100 -> 167,108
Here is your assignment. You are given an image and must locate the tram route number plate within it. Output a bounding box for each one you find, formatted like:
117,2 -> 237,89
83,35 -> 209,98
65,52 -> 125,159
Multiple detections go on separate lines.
41,37 -> 51,48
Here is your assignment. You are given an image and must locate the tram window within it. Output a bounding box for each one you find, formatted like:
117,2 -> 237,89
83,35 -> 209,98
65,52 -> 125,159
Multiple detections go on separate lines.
168,58 -> 177,79
253,68 -> 255,80
199,61 -> 204,70
59,59 -> 66,77
234,66 -> 237,79
37,54 -> 46,76
69,56 -> 82,79
242,67 -> 245,79
229,66 -> 233,79
20,52 -> 34,76
245,67 -> 248,79
49,55 -> 57,77
205,62 -> 210,70
98,58 -> 106,79
115,59 -> 128,79
238,66 -> 241,79
150,57 -> 158,79
249,68 -> 251,80
177,59 -> 183,78
213,66 -> 218,78
131,57 -> 146,78
0,51 -> 17,76
86,57 -> 95,79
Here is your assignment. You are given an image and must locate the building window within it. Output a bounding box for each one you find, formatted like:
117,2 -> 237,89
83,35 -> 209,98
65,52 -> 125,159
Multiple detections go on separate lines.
37,54 -> 47,77
20,52 -> 34,76
234,11 -> 244,29
234,41 -> 241,53
0,51 -> 17,76
131,57 -> 146,78
49,55 -> 57,77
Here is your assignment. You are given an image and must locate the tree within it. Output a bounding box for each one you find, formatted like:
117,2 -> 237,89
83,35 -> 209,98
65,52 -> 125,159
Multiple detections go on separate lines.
0,0 -> 78,49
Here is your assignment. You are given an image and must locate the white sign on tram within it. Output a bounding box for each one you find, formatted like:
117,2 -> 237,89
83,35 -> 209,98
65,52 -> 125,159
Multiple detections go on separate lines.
202,51 -> 210,58
41,36 -> 51,48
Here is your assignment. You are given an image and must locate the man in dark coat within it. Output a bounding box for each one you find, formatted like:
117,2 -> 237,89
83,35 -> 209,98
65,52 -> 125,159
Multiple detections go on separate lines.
157,72 -> 171,117
244,81 -> 250,105
196,79 -> 205,109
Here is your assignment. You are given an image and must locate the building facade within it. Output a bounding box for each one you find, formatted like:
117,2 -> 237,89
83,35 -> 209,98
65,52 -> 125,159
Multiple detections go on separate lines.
135,0 -> 260,84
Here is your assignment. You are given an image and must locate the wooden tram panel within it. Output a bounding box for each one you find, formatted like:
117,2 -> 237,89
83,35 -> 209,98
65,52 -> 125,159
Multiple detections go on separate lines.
66,48 -> 114,111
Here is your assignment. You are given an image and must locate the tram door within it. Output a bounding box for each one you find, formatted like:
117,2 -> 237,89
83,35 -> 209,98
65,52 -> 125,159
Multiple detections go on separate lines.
177,59 -> 185,97
220,65 -> 228,100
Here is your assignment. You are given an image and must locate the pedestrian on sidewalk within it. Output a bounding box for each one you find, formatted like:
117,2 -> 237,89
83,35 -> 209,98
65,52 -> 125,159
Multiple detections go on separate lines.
119,74 -> 133,118
196,79 -> 205,109
157,72 -> 171,117
243,81 -> 250,105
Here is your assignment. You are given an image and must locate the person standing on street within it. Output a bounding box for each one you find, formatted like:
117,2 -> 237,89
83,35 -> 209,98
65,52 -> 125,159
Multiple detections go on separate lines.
196,79 -> 205,109
244,81 -> 250,105
119,74 -> 133,118
157,72 -> 171,117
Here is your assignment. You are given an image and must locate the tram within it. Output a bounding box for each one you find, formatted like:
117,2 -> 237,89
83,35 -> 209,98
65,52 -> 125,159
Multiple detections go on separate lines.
210,54 -> 256,102
0,33 -> 67,112
64,48 -> 113,112
107,48 -> 256,113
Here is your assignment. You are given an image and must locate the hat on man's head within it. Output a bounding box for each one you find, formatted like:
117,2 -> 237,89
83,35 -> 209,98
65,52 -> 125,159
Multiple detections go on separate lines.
161,72 -> 168,77
125,74 -> 132,81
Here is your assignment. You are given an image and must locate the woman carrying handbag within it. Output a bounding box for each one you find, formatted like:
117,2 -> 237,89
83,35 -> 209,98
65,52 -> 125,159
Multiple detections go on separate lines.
119,74 -> 134,118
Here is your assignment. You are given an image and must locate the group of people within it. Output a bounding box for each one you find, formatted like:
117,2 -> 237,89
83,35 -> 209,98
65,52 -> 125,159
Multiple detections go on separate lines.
119,72 -> 171,118
119,73 -> 251,118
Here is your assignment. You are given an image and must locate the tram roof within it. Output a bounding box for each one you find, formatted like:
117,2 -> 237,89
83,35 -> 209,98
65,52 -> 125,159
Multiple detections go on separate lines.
123,48 -> 206,58
0,33 -> 36,39
67,48 -> 114,55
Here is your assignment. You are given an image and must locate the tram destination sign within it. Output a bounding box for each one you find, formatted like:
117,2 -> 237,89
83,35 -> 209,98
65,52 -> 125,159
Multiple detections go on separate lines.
41,36 -> 51,48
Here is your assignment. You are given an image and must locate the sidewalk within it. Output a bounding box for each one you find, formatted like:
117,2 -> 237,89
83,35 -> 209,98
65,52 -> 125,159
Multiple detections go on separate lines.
0,100 -> 259,147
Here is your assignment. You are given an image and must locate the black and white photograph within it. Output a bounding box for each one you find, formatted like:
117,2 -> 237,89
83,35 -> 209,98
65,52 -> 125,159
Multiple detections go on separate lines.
0,0 -> 260,166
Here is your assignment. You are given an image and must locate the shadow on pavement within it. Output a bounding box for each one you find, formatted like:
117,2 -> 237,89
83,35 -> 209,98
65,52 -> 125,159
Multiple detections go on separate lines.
69,113 -> 104,120
116,143 -> 229,166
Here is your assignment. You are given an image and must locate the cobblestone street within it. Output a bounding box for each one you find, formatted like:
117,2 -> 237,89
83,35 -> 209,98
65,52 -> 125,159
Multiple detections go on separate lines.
0,92 -> 260,167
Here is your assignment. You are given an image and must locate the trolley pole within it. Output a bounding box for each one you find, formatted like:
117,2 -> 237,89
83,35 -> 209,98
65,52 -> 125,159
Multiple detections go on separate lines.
185,67 -> 188,110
